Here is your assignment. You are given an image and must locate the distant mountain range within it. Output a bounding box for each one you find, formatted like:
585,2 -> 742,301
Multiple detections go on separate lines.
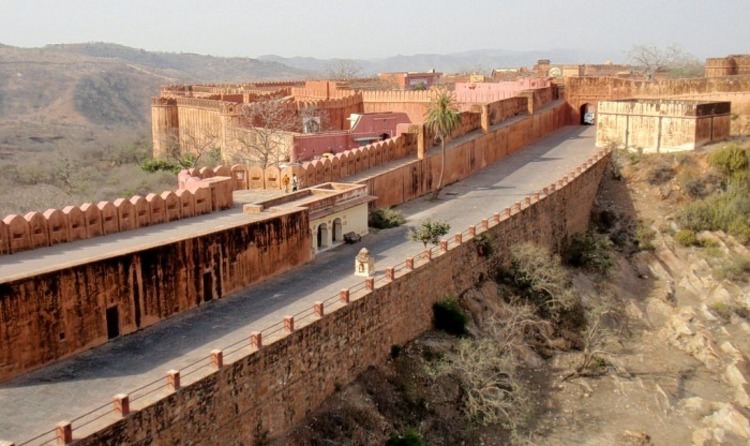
259,48 -> 619,75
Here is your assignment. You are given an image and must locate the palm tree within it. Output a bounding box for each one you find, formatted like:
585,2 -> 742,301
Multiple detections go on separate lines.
425,89 -> 461,200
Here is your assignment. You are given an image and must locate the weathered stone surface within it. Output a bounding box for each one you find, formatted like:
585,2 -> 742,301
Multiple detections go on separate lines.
0,210 -> 312,380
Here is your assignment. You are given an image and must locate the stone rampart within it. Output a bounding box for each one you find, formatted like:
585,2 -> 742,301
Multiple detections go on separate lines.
565,75 -> 750,133
183,133 -> 418,192
0,208 -> 312,382
0,178 -> 234,257
362,90 -> 434,123
57,148 -> 610,446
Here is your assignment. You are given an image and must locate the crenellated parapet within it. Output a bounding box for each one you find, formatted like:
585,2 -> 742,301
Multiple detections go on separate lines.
0,178 -> 234,257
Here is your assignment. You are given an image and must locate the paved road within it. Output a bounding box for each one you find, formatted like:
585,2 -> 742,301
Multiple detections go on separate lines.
0,125 -> 598,443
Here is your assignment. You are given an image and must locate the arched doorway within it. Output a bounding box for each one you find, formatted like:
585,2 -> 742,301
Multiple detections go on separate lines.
580,103 -> 596,125
317,223 -> 329,250
332,218 -> 343,243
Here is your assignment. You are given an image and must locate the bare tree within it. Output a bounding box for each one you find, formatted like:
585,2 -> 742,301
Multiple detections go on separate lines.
230,99 -> 299,167
167,127 -> 221,168
326,59 -> 363,81
628,44 -> 701,80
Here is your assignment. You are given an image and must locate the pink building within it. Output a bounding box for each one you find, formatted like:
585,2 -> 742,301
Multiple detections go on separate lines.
455,78 -> 551,103
291,112 -> 410,161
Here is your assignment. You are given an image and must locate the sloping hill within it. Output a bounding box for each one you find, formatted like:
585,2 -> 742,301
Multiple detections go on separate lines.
0,43 -> 308,127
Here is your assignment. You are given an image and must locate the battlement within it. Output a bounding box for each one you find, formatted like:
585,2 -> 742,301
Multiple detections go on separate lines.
0,178 -> 234,257
361,89 -> 435,103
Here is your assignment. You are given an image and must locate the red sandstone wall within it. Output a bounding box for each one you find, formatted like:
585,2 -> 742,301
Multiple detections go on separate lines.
71,149 -> 609,446
0,210 -> 312,381
0,178 -> 234,256
361,90 -> 433,123
359,102 -> 566,208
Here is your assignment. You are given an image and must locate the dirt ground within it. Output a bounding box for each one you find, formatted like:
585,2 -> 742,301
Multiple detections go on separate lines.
277,144 -> 750,446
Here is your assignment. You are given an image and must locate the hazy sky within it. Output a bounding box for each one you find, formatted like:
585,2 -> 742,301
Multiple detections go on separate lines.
0,0 -> 747,60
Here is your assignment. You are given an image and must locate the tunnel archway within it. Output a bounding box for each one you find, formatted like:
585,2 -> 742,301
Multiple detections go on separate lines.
580,103 -> 596,125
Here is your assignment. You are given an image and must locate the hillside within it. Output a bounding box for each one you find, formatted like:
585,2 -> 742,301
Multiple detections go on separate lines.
0,43 -> 309,216
0,42 -> 308,127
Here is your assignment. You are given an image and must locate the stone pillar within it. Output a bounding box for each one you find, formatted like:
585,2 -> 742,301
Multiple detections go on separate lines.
167,370 -> 180,391
481,104 -> 490,133
314,301 -> 324,317
339,289 -> 350,304
454,233 -> 462,245
365,277 -> 375,291
481,219 -> 488,230
210,350 -> 223,369
468,225 -> 476,237
56,421 -> 72,445
417,125 -> 426,160
113,394 -> 130,417
385,267 -> 395,281
250,332 -> 263,349
284,316 -> 294,333
440,240 -> 448,253
405,257 -> 414,270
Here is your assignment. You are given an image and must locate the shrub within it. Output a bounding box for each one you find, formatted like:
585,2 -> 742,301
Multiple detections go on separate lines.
141,158 -> 182,174
409,219 -> 450,247
474,234 -> 493,257
718,255 -> 750,283
508,243 -> 578,318
387,429 -> 424,446
433,298 -> 468,336
677,183 -> 750,243
709,144 -> 749,179
368,208 -> 406,229
674,229 -> 698,247
634,220 -> 657,251
563,232 -> 614,274
647,163 -> 675,185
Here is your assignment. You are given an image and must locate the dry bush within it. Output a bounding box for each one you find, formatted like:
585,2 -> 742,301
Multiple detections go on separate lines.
437,337 -> 531,433
507,243 -> 578,319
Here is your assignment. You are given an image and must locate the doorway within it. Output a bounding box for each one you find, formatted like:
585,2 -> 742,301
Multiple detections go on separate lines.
106,306 -> 119,339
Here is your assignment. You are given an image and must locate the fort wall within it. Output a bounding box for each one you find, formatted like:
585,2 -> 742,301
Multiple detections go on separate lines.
564,75 -> 750,133
0,178 -> 234,257
186,96 -> 537,194
361,90 -> 434,123
0,209 -> 312,381
596,100 -> 732,152
68,147 -> 609,446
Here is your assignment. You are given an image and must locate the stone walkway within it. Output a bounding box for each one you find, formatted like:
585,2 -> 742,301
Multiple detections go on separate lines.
0,125 -> 599,444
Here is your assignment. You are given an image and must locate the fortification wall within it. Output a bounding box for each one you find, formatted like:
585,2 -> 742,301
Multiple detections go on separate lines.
596,100 -> 732,152
565,75 -> 750,133
68,147 -> 609,446
185,132 -> 418,192
0,178 -> 234,257
185,99 -> 563,200
151,98 -> 179,158
378,103 -> 563,207
362,90 -> 434,123
0,209 -> 312,381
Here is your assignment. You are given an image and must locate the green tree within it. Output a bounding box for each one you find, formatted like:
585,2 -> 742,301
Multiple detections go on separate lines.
425,89 -> 461,200
409,218 -> 450,248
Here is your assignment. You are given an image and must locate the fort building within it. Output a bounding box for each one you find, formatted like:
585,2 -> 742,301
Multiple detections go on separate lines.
595,99 -> 731,152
